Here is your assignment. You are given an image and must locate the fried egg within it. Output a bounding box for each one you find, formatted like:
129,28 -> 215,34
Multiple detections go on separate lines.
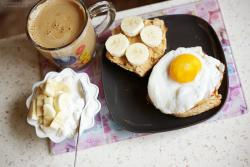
147,47 -> 225,114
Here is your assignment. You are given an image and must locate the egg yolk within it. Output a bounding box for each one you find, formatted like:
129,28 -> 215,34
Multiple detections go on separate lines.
170,54 -> 202,83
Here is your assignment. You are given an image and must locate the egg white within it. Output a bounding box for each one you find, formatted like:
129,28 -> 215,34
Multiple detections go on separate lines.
147,46 -> 225,114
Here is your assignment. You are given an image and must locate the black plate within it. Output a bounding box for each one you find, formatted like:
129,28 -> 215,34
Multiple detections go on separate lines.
101,15 -> 229,133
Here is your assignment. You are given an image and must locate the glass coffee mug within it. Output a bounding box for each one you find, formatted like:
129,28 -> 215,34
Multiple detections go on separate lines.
26,0 -> 116,71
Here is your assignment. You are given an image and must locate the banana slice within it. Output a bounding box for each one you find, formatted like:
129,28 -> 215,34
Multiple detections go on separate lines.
125,43 -> 149,66
53,76 -> 62,83
43,104 -> 56,118
62,76 -> 73,86
44,116 -> 54,126
40,125 -> 55,134
42,78 -> 57,97
38,116 -> 44,125
121,16 -> 144,37
53,93 -> 69,112
36,94 -> 47,116
105,34 -> 130,57
39,83 -> 44,90
55,82 -> 72,95
140,25 -> 163,47
50,112 -> 66,130
28,99 -> 38,120
44,97 -> 53,106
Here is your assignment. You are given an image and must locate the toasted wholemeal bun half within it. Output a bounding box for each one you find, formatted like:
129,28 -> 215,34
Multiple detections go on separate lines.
106,18 -> 168,77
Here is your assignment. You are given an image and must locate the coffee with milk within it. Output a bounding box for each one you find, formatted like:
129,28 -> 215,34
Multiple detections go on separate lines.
28,0 -> 86,48
26,0 -> 116,70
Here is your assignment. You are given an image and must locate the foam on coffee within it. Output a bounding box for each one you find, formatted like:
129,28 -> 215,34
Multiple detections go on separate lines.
28,0 -> 85,48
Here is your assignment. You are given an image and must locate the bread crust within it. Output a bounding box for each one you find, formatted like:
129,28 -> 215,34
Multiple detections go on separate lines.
106,18 -> 168,77
146,94 -> 222,118
171,98 -> 221,117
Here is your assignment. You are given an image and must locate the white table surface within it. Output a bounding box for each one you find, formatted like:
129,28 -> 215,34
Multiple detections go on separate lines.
0,0 -> 250,166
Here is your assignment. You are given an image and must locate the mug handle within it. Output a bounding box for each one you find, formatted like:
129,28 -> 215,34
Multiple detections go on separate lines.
88,1 -> 116,37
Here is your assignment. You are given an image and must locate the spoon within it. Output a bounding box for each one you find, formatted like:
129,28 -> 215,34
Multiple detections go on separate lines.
74,79 -> 89,167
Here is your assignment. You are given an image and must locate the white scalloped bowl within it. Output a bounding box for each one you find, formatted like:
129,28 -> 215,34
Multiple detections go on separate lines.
26,68 -> 101,143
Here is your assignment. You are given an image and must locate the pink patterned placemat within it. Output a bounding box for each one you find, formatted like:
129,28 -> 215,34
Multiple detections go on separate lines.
39,0 -> 248,155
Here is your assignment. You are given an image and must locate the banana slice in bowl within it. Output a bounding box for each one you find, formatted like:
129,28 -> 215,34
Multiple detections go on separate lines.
26,68 -> 101,143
